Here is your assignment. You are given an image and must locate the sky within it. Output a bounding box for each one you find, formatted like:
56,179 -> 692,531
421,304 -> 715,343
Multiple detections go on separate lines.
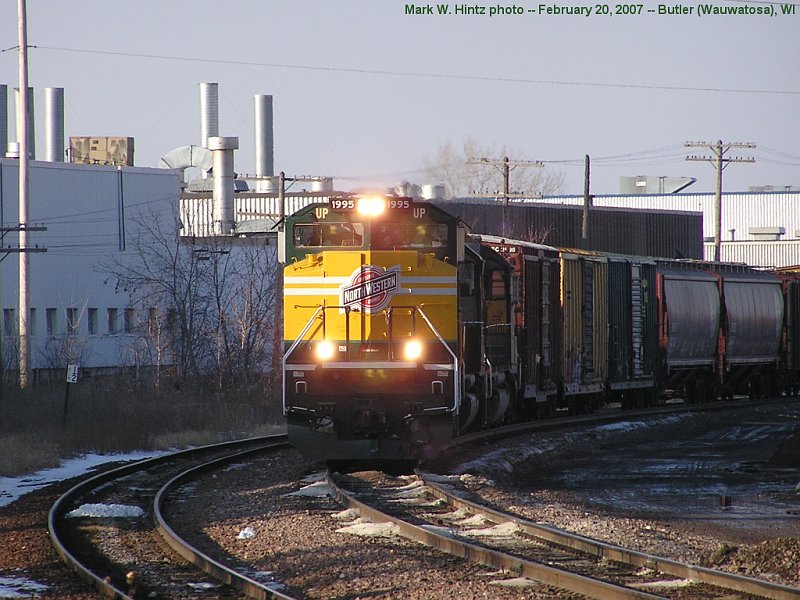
0,1 -> 798,196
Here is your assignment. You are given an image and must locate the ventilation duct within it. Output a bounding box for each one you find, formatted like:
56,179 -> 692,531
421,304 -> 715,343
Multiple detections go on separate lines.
254,94 -> 274,177
0,85 -> 7,159
157,144 -> 212,175
14,86 -> 35,159
44,87 -> 64,162
199,82 -> 219,148
208,136 -> 238,235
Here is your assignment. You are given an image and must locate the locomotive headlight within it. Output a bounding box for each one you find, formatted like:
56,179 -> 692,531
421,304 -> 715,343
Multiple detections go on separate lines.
404,339 -> 423,361
316,340 -> 336,361
356,196 -> 386,217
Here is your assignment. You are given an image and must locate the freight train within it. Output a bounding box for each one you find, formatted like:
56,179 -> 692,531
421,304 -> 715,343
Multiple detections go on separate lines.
279,195 -> 797,462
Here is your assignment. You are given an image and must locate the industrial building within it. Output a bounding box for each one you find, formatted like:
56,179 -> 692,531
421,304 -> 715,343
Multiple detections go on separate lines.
532,190 -> 800,267
0,158 -> 180,376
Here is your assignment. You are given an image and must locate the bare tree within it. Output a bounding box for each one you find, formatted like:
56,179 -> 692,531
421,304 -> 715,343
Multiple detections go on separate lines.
424,137 -> 566,199
101,206 -> 210,386
200,236 -> 276,390
100,206 -> 277,393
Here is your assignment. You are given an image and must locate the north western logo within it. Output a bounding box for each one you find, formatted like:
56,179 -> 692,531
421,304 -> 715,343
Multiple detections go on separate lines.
340,265 -> 400,313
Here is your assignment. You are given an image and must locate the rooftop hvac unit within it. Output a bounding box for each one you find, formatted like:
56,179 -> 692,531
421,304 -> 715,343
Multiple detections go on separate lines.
107,137 -> 134,165
68,137 -> 91,163
68,136 -> 134,166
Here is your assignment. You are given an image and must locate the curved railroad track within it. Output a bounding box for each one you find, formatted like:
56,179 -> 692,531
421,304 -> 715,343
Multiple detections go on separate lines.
48,435 -> 294,599
328,468 -> 800,600
44,397 -> 800,598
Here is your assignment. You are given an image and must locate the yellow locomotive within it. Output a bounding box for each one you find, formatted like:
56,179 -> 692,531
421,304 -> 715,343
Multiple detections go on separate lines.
279,195 -> 516,461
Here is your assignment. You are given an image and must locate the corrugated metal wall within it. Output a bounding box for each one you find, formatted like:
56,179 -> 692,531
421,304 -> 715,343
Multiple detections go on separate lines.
435,200 -> 703,259
180,192 -> 336,237
534,191 -> 800,243
705,241 -> 800,268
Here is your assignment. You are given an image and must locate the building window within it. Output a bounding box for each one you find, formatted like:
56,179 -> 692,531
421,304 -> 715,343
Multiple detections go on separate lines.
46,308 -> 57,336
88,308 -> 98,335
124,308 -> 135,334
66,308 -> 79,335
147,307 -> 159,335
107,308 -> 118,334
29,308 -> 36,337
166,308 -> 177,336
3,309 -> 16,336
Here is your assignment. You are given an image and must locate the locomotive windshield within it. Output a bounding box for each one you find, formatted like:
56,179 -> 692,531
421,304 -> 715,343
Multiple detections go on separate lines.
293,221 -> 448,251
372,222 -> 449,250
294,222 -> 364,247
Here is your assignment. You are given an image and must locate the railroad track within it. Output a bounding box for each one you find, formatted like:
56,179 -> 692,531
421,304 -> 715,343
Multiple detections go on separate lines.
328,469 -> 800,600
48,435 -> 295,600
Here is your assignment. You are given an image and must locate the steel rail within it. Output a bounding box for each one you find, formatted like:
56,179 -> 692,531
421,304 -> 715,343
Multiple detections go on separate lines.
326,471 -> 666,600
48,435 -> 287,599
153,438 -> 296,600
419,471 -> 800,600
441,396 -> 800,452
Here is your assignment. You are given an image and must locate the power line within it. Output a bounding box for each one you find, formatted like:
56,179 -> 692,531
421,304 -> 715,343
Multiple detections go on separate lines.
17,45 -> 799,97
466,156 -> 544,207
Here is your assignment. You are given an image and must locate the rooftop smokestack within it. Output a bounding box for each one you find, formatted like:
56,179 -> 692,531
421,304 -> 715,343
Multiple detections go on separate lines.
15,86 -> 34,159
208,136 -> 238,235
199,82 -> 219,148
254,94 -> 274,177
0,85 -> 7,159
44,87 -> 64,162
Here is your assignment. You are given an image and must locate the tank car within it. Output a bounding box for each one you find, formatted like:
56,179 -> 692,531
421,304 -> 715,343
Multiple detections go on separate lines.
279,196 -> 517,461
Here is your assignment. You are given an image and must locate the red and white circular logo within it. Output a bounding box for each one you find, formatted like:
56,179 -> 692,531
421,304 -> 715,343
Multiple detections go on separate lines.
339,265 -> 400,313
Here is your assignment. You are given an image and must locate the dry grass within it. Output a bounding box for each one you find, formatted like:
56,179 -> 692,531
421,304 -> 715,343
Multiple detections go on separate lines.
0,434 -> 62,477
0,380 -> 286,477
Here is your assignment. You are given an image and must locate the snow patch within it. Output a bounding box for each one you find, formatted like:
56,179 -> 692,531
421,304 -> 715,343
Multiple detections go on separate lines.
65,503 -> 145,518
236,526 -> 257,540
420,524 -> 457,537
419,472 -> 462,485
0,450 -> 166,509
0,577 -> 49,598
336,521 -> 400,537
461,521 -> 521,538
457,513 -> 493,526
425,507 -> 472,521
286,481 -> 333,498
489,576 -> 539,588
300,471 -> 327,483
187,582 -> 221,591
630,579 -> 693,589
331,508 -> 360,520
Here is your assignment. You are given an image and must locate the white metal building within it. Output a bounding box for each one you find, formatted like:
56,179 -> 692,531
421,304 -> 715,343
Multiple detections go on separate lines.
534,191 -> 800,267
0,158 -> 181,375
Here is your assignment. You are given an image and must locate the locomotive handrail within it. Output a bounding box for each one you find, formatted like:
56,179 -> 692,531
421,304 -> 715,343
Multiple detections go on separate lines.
415,306 -> 461,414
282,305 -> 324,413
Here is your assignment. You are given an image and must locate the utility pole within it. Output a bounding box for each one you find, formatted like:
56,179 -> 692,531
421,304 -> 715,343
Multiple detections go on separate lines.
582,154 -> 593,247
685,140 -> 755,262
465,156 -> 544,206
272,172 -> 286,409
17,0 -> 31,388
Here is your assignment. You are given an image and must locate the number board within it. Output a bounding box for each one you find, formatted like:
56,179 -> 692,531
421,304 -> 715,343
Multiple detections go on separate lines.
329,198 -> 414,212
